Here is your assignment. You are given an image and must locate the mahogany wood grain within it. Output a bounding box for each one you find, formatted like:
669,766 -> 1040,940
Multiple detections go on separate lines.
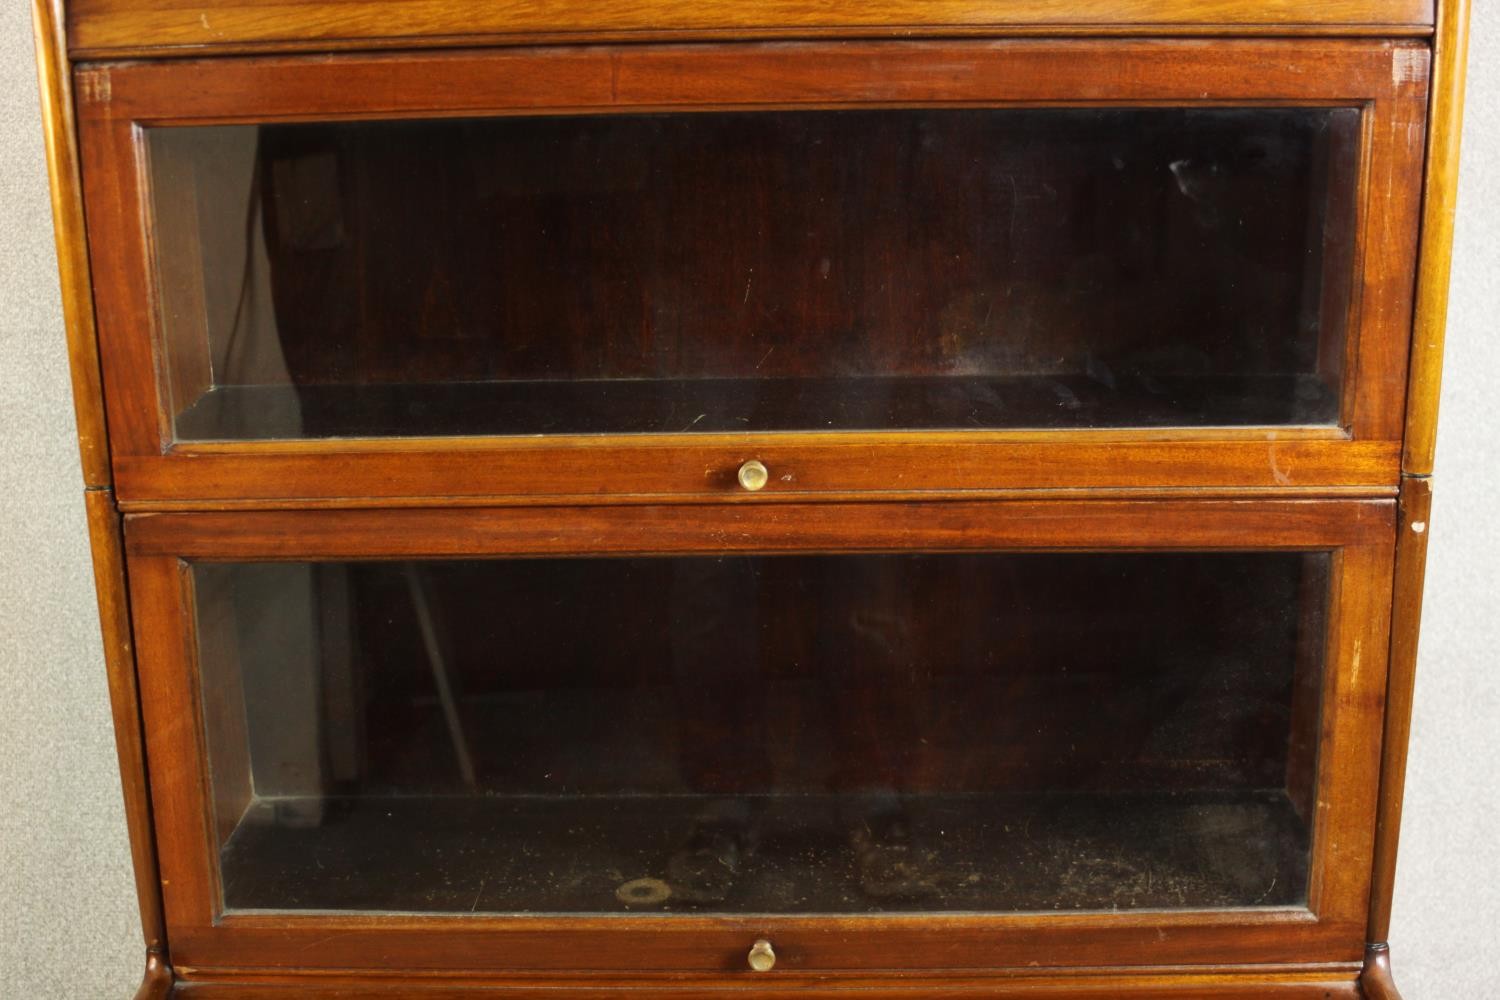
77,109 -> 165,462
31,0 -> 112,487
113,437 -> 1402,508
123,500 -> 1393,976
74,39 -> 1430,126
72,38 -> 1428,506
84,489 -> 170,962
33,0 -> 1471,991
159,912 -> 1359,981
1402,0 -> 1473,475
64,0 -> 1436,59
124,498 -> 1396,559
1304,540 -> 1393,934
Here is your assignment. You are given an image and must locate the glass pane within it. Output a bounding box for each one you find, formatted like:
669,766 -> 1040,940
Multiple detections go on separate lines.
149,108 -> 1359,440
193,552 -> 1329,915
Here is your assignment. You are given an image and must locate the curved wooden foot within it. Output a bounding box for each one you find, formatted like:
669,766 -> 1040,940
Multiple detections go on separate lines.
133,952 -> 173,1000
1360,943 -> 1404,1000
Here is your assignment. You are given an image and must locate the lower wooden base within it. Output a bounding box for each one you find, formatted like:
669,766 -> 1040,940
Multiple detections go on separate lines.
137,947 -> 1411,997
134,953 -> 173,999
156,970 -> 1365,998
1358,944 -> 1405,1000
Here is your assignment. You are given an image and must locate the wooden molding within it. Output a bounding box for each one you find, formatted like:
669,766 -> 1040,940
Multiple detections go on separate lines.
64,0 -> 1436,59
162,968 -> 1363,998
123,498 -> 1398,559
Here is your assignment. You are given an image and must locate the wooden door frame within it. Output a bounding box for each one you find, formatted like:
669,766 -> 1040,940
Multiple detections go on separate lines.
75,38 -> 1428,506
124,498 -> 1395,977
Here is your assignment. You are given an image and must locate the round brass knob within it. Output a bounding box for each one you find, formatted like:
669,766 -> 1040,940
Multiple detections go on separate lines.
737,460 -> 770,492
747,938 -> 776,972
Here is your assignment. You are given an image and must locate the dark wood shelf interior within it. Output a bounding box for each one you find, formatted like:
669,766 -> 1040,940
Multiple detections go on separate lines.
199,553 -> 1328,917
220,790 -> 1310,915
154,107 -> 1359,441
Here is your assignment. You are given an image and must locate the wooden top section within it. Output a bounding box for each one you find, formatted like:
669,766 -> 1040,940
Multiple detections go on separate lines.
67,0 -> 1435,57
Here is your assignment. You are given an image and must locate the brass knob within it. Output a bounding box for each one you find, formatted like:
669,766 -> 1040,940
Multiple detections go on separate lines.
737,460 -> 770,492
747,938 -> 776,972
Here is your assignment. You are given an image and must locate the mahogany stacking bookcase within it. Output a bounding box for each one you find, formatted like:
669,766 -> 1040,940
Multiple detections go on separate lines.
32,0 -> 1471,996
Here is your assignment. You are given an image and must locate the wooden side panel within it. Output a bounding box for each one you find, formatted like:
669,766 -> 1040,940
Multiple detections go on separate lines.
64,0 -> 1436,58
83,489 -> 167,951
31,0 -> 112,487
1403,0 -> 1474,474
1366,479 -> 1433,944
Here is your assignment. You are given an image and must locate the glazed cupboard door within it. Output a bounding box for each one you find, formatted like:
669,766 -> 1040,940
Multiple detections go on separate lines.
77,39 -> 1429,505
125,500 -> 1395,978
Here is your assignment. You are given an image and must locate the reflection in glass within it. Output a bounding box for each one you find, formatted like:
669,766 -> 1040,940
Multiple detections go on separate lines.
149,109 -> 1360,440
194,552 -> 1329,914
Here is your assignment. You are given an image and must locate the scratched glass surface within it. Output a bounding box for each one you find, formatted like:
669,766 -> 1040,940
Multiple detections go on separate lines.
147,108 -> 1361,440
194,552 -> 1329,914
